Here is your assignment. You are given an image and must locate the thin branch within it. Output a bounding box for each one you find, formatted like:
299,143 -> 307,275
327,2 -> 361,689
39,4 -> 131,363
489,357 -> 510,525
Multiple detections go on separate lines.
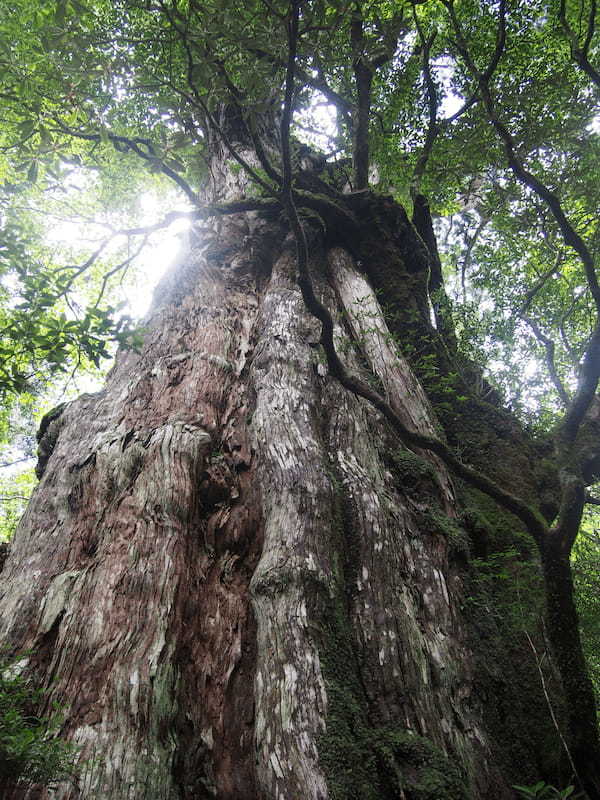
443,0 -> 600,450
410,4 -> 480,194
521,315 -> 571,406
158,0 -> 278,198
518,251 -> 564,317
93,236 -> 149,309
0,457 -> 33,470
444,0 -> 600,316
525,631 -> 581,783
559,0 -> 600,88
50,122 -> 200,207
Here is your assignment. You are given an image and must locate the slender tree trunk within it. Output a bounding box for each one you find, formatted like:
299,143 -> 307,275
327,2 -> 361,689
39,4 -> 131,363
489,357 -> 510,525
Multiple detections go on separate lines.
541,538 -> 600,797
0,146 -> 588,798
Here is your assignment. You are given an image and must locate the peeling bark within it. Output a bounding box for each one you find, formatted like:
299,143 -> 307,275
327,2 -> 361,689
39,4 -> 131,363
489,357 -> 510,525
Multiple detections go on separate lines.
0,172 -> 569,799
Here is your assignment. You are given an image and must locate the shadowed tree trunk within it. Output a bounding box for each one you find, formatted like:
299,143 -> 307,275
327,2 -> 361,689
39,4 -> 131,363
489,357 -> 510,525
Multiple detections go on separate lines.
0,137 -> 582,799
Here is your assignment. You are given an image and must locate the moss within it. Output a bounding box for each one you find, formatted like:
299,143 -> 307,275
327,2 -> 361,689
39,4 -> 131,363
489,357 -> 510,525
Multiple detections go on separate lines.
372,727 -> 468,800
316,477 -> 381,799
383,446 -> 447,511
316,471 -> 470,799
416,507 -> 471,559
459,485 -> 533,558
457,485 -> 568,788
386,447 -> 437,487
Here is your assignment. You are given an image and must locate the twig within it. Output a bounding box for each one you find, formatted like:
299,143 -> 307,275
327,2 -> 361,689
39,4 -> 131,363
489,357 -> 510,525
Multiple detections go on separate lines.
0,457 -> 33,470
521,315 -> 570,406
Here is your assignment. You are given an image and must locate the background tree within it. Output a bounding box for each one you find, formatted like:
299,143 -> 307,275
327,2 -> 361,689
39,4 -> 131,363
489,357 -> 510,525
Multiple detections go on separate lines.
0,0 -> 599,798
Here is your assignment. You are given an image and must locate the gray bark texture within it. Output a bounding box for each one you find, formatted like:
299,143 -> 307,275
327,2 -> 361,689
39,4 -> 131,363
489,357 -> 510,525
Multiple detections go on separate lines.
0,156 -> 569,799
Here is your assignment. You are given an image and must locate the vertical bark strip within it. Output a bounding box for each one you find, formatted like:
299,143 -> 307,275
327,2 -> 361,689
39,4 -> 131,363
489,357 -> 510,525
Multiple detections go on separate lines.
250,247 -> 332,799
325,247 -> 497,797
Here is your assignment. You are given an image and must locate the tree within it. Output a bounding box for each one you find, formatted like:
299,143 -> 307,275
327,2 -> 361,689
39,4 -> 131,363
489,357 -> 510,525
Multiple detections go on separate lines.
0,0 -> 599,798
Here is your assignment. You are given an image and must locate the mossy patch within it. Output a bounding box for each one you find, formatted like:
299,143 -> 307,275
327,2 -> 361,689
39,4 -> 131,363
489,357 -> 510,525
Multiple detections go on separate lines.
416,507 -> 471,559
372,727 -> 468,800
316,471 -> 470,799
459,485 -> 533,558
385,447 -> 438,491
457,486 -> 567,788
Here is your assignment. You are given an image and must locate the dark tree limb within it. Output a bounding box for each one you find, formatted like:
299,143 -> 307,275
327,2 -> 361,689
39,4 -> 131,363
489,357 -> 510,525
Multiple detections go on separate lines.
350,7 -> 373,191
443,0 -> 600,447
50,123 -> 200,207
519,253 -> 564,317
559,0 -> 600,88
410,2 -> 481,196
410,9 -> 439,199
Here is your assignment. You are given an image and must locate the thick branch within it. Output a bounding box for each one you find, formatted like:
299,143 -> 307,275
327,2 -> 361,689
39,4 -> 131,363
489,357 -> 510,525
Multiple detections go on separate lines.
51,123 -> 200,206
280,0 -> 548,548
554,474 -> 586,552
410,10 -> 439,198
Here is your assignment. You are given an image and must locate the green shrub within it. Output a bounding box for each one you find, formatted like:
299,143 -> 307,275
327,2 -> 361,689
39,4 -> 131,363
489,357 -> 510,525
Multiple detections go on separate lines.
513,781 -> 583,799
0,653 -> 79,791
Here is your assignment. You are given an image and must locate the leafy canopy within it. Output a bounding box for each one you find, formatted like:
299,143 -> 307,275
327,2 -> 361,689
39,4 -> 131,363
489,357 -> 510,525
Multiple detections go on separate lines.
0,0 -> 597,422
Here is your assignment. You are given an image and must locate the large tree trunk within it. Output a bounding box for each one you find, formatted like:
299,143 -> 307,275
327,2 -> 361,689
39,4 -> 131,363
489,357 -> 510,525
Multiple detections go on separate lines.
0,151 -> 577,798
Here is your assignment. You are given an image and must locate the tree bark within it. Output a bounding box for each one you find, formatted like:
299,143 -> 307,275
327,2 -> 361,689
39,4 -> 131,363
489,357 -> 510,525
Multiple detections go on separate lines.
541,536 -> 600,797
0,152 -> 586,798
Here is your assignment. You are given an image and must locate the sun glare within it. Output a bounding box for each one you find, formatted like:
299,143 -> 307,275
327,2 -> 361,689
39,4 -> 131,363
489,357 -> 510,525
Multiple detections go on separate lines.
44,189 -> 192,320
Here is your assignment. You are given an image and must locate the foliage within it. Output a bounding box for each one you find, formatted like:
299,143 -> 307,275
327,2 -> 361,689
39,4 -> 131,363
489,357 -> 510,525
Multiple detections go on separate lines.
0,468 -> 35,542
465,547 -> 544,631
513,781 -> 583,799
572,509 -> 600,707
0,0 -> 596,418
0,652 -> 79,789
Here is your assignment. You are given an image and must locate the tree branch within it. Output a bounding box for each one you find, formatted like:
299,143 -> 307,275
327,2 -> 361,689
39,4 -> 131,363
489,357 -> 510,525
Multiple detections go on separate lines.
158,0 -> 279,198
443,0 -> 600,452
521,315 -> 571,407
559,0 -> 600,88
518,252 -> 563,317
280,0 -> 548,548
410,7 -> 439,198
351,6 -> 373,190
50,122 -> 200,207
